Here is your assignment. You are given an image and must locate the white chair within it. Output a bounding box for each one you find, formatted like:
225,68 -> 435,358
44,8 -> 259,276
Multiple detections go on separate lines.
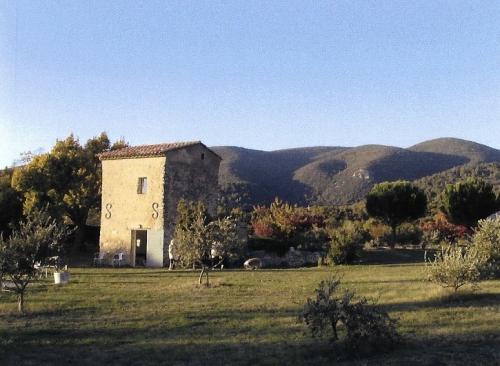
112,252 -> 124,267
34,261 -> 46,278
93,252 -> 107,267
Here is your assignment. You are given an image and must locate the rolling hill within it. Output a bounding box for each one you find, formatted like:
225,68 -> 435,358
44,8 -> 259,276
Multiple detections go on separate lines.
212,138 -> 500,206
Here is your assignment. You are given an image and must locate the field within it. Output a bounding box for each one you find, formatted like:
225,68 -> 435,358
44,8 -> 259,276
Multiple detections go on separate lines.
1,257 -> 499,365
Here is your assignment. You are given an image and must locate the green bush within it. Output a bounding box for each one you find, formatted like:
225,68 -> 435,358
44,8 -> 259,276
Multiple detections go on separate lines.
471,217 -> 500,278
301,277 -> 400,354
425,243 -> 484,292
292,226 -> 330,252
396,223 -> 423,246
327,221 -> 368,264
247,236 -> 292,256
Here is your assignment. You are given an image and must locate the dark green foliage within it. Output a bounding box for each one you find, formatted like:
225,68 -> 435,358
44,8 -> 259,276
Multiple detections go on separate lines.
247,236 -> 293,256
301,277 -> 400,354
396,223 -> 423,246
0,169 -> 22,237
366,181 -> 427,247
327,221 -> 368,264
440,178 -> 499,228
415,162 -> 500,213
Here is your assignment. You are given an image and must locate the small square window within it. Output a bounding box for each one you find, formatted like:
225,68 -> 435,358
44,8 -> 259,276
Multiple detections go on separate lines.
137,177 -> 147,194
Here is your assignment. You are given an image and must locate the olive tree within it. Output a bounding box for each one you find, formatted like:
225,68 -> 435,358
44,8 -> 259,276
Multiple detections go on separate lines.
471,217 -> 500,277
173,200 -> 244,286
440,178 -> 499,228
425,244 -> 484,293
0,208 -> 69,313
301,277 -> 400,353
366,181 -> 427,248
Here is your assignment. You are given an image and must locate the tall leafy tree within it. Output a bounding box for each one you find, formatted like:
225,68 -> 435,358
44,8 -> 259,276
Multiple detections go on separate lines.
0,169 -> 22,237
366,181 -> 427,248
440,178 -> 499,228
11,133 -> 127,247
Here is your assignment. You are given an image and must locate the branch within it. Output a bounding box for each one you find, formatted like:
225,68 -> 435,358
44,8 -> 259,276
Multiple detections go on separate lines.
211,257 -> 224,270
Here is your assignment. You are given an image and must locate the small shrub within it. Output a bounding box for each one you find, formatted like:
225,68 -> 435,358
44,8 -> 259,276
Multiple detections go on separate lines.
342,297 -> 400,353
363,218 -> 390,242
301,277 -> 400,354
471,217 -> 500,278
425,243 -> 484,292
301,278 -> 344,339
327,221 -> 368,264
364,239 -> 382,249
396,223 -> 423,246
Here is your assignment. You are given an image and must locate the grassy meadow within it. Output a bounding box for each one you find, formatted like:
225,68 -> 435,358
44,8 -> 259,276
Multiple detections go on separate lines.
1,255 -> 499,365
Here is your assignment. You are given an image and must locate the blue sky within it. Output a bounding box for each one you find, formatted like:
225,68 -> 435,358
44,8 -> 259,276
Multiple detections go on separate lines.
1,0 -> 499,167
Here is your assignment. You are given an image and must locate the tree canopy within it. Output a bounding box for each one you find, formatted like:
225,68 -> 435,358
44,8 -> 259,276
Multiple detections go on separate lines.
440,177 -> 499,228
366,181 -> 427,247
0,169 -> 22,236
173,200 -> 244,285
11,132 -> 127,246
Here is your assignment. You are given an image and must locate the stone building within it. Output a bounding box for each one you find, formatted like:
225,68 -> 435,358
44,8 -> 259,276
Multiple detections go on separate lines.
97,141 -> 221,267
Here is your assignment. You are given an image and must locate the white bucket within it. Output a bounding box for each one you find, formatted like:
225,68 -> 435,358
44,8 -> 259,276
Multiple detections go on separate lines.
54,271 -> 70,285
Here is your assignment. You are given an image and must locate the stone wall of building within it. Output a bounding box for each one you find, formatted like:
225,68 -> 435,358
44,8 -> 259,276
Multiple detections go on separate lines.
163,145 -> 221,265
99,156 -> 166,265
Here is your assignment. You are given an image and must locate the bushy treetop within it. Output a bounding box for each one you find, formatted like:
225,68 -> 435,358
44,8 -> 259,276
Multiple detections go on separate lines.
440,177 -> 499,228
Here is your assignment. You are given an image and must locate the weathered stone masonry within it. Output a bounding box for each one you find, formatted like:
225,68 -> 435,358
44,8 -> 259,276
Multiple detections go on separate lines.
98,141 -> 221,267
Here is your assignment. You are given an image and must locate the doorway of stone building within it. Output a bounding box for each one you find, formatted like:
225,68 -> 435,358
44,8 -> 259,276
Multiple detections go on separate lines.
132,230 -> 148,266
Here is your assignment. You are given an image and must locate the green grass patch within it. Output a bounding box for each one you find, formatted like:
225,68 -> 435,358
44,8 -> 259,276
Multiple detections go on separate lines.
1,264 -> 499,365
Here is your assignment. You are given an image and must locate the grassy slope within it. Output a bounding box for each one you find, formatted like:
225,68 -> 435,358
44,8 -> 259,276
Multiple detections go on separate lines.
1,260 -> 499,365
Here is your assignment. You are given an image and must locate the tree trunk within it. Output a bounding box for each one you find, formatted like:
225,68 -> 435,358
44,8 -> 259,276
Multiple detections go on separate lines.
331,320 -> 338,340
198,267 -> 209,286
18,292 -> 24,314
74,223 -> 86,251
390,225 -> 397,249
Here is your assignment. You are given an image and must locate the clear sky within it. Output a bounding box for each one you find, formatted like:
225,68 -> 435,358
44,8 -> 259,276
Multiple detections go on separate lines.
1,0 -> 499,167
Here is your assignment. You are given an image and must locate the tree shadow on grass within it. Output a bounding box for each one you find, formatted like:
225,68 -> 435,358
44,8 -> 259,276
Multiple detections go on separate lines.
358,248 -> 434,265
1,299 -> 499,365
383,292 -> 500,313
1,325 -> 498,366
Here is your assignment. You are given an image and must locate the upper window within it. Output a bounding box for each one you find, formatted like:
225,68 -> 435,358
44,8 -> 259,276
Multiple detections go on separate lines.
137,177 -> 147,194
201,153 -> 205,160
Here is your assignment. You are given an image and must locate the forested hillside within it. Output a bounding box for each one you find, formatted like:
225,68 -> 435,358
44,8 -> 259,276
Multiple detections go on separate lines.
213,138 -> 500,206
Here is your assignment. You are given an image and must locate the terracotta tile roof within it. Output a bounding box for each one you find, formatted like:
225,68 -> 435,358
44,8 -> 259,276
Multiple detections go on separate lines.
98,141 -> 203,160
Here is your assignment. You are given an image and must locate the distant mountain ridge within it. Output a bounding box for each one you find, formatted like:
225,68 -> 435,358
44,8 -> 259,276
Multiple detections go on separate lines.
211,138 -> 500,206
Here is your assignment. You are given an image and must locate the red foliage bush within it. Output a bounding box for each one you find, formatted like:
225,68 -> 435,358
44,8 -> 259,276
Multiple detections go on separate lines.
250,199 -> 326,239
421,215 -> 470,243
252,221 -> 278,238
